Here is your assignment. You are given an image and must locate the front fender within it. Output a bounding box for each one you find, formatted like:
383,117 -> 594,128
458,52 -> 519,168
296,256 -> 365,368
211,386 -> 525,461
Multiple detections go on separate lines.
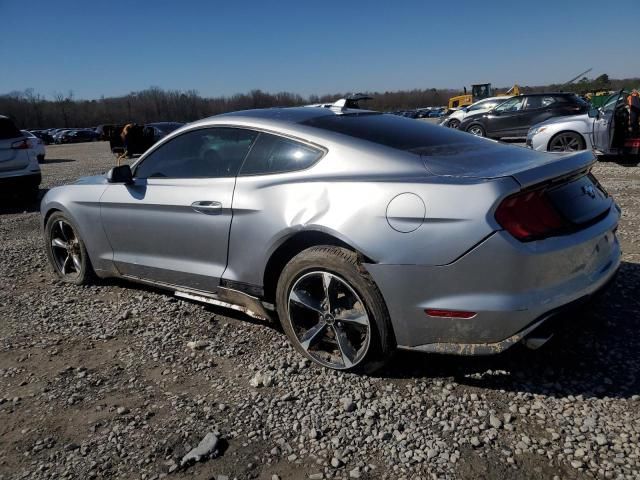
40,184 -> 115,275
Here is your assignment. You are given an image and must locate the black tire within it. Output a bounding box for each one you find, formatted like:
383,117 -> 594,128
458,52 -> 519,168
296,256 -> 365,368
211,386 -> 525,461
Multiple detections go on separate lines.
44,212 -> 95,285
276,246 -> 394,373
548,131 -> 586,153
466,124 -> 486,137
448,118 -> 461,129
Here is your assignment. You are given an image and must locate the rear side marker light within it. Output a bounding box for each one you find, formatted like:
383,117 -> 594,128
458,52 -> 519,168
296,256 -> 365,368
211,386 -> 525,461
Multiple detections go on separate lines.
425,309 -> 477,319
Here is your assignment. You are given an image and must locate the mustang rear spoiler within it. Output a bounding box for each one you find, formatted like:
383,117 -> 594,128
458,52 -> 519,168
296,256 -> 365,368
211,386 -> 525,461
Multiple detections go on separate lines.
509,150 -> 597,189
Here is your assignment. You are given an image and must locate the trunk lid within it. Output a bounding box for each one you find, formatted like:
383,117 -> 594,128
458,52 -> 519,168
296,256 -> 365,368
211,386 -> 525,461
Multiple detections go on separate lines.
421,140 -> 610,231
421,140 -> 596,188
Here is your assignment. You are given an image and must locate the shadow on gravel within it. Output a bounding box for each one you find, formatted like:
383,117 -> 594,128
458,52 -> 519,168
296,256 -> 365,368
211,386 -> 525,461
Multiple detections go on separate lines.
100,278 -> 283,333
379,261 -> 640,400
0,189 -> 48,215
40,158 -> 75,164
597,154 -> 640,167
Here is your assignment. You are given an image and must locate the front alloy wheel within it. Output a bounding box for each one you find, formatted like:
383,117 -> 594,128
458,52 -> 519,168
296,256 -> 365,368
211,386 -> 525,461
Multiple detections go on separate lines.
548,132 -> 585,152
467,125 -> 485,137
45,212 -> 94,285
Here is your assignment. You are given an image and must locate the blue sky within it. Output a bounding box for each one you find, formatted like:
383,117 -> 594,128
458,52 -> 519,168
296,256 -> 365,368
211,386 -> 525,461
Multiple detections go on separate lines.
0,0 -> 636,99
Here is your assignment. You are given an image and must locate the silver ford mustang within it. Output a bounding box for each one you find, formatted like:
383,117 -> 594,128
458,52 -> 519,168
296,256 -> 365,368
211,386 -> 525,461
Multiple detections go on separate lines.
41,103 -> 621,371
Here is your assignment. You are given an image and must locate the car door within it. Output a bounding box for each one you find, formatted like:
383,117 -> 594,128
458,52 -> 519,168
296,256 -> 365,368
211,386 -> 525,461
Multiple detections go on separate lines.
518,96 -> 560,136
484,96 -> 526,137
99,127 -> 257,292
592,92 -> 624,153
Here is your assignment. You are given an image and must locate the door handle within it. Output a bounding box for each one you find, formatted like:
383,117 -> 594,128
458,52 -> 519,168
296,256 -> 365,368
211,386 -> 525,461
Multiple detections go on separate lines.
191,201 -> 222,215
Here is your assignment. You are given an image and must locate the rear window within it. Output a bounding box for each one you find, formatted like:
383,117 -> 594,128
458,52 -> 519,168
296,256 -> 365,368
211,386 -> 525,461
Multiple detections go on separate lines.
301,112 -> 483,154
0,118 -> 22,140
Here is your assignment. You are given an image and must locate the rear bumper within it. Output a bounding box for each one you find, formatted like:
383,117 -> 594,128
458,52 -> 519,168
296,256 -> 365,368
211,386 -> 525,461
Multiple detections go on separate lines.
365,205 -> 621,352
399,272 -> 616,355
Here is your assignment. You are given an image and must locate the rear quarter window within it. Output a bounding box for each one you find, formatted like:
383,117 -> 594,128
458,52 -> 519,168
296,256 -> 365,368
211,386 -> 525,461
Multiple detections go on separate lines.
239,133 -> 323,175
0,118 -> 22,140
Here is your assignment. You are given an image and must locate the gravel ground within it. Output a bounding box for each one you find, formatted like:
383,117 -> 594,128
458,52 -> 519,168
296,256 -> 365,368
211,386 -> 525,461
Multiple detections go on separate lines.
0,142 -> 639,480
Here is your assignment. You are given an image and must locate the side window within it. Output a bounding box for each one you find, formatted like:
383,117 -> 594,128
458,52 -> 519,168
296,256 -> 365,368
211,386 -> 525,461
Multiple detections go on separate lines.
239,133 -> 323,175
494,97 -> 525,112
523,96 -> 552,110
135,128 -> 257,179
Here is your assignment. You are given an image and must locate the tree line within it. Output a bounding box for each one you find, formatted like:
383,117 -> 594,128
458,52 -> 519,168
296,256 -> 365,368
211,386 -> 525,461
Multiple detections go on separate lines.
1,75 -> 638,129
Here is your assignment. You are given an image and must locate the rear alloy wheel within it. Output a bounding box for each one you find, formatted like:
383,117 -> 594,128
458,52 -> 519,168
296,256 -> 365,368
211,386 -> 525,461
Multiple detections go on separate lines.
447,118 -> 461,129
45,212 -> 94,285
548,132 -> 586,153
276,246 -> 393,372
467,124 -> 486,137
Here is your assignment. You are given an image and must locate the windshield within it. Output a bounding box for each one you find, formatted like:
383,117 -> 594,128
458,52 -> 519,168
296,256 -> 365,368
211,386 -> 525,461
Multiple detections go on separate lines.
602,93 -> 624,112
469,99 -> 502,111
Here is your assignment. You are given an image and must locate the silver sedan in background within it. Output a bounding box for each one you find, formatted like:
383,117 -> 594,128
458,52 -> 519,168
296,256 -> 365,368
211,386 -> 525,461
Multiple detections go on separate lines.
41,103 -> 621,371
527,91 -> 631,155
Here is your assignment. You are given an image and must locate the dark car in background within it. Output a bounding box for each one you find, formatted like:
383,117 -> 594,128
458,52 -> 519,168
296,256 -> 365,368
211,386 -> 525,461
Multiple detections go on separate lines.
145,122 -> 185,143
67,129 -> 100,143
458,93 -> 589,139
108,121 -> 184,156
30,130 -> 54,144
95,124 -> 124,141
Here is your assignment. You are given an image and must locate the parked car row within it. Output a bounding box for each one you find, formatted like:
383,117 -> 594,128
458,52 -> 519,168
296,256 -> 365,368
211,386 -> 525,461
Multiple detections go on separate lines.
29,128 -> 100,144
390,107 -> 446,119
437,89 -> 638,157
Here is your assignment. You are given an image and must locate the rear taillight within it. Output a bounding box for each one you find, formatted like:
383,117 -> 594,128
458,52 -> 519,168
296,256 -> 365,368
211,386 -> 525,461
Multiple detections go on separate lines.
11,139 -> 29,149
495,189 -> 567,241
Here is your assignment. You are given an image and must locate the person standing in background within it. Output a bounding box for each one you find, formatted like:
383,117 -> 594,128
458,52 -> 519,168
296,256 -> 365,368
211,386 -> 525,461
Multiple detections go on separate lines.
628,89 -> 640,136
117,123 -> 134,166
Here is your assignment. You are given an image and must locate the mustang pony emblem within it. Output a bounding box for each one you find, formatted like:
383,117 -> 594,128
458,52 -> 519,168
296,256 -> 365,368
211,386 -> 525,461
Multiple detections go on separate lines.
582,185 -> 597,199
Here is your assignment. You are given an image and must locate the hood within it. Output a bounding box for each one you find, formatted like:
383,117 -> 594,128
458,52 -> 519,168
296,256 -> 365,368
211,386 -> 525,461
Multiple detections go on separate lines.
419,139 -> 596,187
74,174 -> 108,185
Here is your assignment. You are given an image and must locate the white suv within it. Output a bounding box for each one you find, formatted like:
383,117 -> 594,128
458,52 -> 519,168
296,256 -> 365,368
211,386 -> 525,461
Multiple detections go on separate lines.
0,116 -> 41,199
441,96 -> 511,129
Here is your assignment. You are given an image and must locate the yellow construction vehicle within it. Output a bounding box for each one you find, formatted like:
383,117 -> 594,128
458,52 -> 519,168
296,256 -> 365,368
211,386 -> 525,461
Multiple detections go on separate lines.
448,83 -> 520,109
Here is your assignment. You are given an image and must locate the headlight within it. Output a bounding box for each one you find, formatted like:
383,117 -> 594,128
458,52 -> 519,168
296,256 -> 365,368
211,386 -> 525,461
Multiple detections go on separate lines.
529,126 -> 547,136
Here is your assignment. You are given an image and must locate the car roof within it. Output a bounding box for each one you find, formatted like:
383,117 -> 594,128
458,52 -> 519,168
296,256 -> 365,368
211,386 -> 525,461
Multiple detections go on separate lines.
519,92 -> 575,96
215,106 -> 352,123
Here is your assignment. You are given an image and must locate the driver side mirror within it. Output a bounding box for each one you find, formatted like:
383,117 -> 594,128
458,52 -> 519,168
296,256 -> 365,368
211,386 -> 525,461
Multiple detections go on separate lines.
588,108 -> 600,119
491,109 -> 501,116
107,164 -> 133,184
